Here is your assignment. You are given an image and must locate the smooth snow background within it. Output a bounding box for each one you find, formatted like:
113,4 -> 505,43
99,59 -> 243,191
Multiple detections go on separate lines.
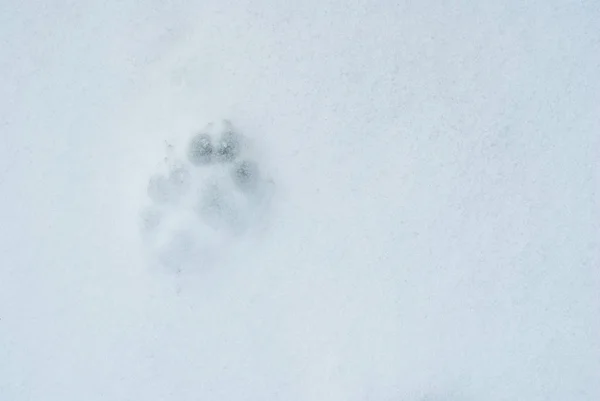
1,1 -> 599,400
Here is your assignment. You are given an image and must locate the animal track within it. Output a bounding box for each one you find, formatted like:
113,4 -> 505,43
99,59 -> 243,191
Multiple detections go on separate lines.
139,120 -> 273,274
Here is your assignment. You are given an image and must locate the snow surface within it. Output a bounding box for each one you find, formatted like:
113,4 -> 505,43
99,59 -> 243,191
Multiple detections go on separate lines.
1,1 -> 599,400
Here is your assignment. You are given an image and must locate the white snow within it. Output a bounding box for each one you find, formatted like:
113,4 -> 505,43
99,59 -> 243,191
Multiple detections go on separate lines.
1,1 -> 599,400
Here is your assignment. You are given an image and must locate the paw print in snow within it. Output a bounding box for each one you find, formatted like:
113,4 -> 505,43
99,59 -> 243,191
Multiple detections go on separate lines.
139,120 -> 273,274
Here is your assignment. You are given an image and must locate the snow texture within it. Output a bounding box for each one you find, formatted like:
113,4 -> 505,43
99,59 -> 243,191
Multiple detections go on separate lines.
1,1 -> 599,401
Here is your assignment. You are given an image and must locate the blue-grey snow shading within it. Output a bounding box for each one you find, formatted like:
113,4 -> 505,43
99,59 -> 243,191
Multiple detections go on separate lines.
0,1 -> 598,401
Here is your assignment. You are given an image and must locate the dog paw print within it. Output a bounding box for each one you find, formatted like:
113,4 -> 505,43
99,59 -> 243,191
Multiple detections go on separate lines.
139,120 -> 273,274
